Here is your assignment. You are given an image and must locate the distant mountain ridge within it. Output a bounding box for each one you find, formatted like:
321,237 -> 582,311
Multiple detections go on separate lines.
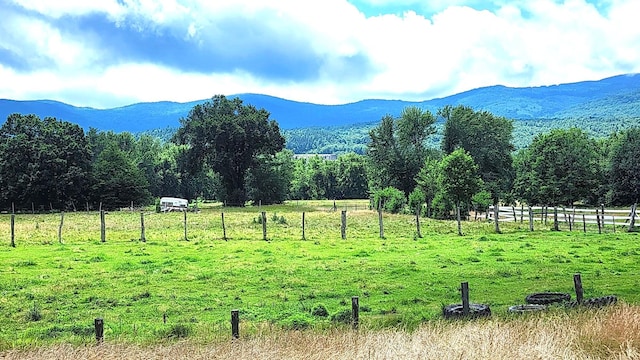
1,73 -> 639,132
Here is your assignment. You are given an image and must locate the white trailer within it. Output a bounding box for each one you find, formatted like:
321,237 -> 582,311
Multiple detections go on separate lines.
159,197 -> 189,212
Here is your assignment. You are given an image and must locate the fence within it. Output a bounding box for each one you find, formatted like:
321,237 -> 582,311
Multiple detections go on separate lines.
488,204 -> 638,232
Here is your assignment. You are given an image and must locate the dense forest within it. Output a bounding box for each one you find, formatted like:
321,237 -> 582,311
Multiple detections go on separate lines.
0,96 -> 638,217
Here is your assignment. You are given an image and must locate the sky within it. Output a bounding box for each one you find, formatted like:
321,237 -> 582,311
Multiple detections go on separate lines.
0,0 -> 639,109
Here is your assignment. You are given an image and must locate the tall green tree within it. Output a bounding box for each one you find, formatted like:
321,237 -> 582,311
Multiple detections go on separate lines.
513,128 -> 601,206
440,105 -> 514,202
91,142 -> 151,209
608,127 -> 640,205
246,150 -> 295,205
0,114 -> 91,210
439,148 -> 483,235
174,95 -> 285,206
367,107 -> 437,195
415,157 -> 441,218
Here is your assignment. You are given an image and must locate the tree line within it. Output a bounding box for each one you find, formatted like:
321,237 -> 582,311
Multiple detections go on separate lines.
1,95 -> 638,216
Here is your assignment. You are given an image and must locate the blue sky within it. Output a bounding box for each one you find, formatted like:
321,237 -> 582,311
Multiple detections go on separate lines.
0,0 -> 638,109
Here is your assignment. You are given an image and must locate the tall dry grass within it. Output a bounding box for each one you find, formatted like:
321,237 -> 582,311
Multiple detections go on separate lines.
3,304 -> 639,360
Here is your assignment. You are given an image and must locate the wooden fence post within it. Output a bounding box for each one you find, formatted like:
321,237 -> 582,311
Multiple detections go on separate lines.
100,210 -> 106,243
520,204 -> 524,223
10,213 -> 15,248
231,310 -> 239,339
341,210 -> 347,239
183,210 -> 188,241
301,212 -> 306,240
544,206 -> 548,225
352,296 -> 359,330
261,212 -> 267,241
95,318 -> 104,343
573,273 -> 583,304
596,208 -> 602,234
140,211 -> 146,243
629,203 -> 637,233
58,212 -> 64,244
221,213 -> 227,241
378,206 -> 384,239
512,206 -> 517,223
528,206 -> 534,232
461,282 -> 470,316
583,214 -> 586,233
553,206 -> 559,231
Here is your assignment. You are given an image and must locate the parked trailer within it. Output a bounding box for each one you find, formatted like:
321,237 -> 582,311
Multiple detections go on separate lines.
159,197 -> 188,212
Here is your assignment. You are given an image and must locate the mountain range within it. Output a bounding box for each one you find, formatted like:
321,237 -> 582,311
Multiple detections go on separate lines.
1,73 -> 639,132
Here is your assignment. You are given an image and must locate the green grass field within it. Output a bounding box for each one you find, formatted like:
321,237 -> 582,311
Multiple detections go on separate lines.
0,200 -> 638,349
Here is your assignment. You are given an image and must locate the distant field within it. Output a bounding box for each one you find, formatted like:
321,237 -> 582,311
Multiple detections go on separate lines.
0,200 -> 638,349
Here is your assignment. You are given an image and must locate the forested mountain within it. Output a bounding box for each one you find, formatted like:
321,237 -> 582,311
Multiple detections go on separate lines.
1,74 -> 639,132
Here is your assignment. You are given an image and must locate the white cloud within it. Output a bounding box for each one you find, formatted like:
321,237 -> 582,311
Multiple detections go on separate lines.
1,0 -> 639,108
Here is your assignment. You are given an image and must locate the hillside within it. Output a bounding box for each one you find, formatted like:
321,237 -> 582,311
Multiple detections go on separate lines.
1,74 -> 639,132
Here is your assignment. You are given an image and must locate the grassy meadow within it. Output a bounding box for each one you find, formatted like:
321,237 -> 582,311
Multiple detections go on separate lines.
0,200 -> 639,351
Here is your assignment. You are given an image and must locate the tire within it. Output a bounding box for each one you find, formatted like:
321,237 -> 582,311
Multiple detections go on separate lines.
525,292 -> 571,305
443,303 -> 491,319
566,295 -> 618,308
508,304 -> 547,313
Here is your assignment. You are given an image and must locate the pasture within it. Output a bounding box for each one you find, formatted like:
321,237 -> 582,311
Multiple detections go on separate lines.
0,200 -> 638,351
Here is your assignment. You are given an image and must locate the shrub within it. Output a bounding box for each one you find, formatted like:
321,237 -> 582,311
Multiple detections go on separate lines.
330,309 -> 352,324
281,313 -> 313,330
373,187 -> 406,214
311,303 -> 329,317
163,323 -> 191,339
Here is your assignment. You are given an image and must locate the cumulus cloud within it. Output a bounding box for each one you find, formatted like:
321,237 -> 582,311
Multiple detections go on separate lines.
0,0 -> 638,108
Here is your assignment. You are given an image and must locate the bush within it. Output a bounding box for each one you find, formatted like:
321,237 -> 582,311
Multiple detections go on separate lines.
373,187 -> 406,214
431,190 -> 455,219
311,303 -> 329,317
281,313 -> 313,330
162,323 -> 191,339
330,309 -> 352,324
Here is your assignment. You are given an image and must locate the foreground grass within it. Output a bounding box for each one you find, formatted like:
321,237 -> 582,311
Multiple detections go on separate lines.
2,304 -> 639,359
0,200 -> 638,349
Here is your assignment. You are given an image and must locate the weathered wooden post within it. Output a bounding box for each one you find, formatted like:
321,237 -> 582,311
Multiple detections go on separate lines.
568,211 -> 573,232
629,203 -> 637,233
520,204 -> 524,223
512,206 -> 517,223
231,310 -> 239,339
378,206 -> 384,239
341,210 -> 347,239
95,318 -> 104,343
100,210 -> 106,243
352,296 -> 359,330
221,213 -> 227,241
58,212 -> 64,244
461,282 -> 470,316
583,214 -> 587,233
573,273 -> 583,304
140,211 -> 146,243
553,206 -> 559,231
10,213 -> 15,248
301,212 -> 306,240
544,206 -> 548,225
528,206 -> 534,232
183,210 -> 188,241
261,211 -> 267,241
596,208 -> 602,234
